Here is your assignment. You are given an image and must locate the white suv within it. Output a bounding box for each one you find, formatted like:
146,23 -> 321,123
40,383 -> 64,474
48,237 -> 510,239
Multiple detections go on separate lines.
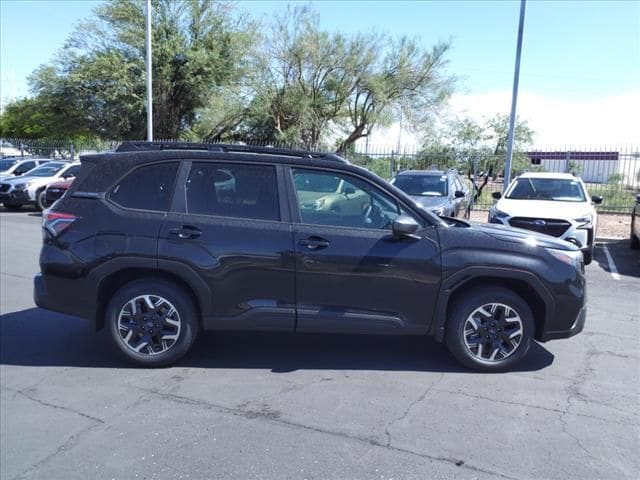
489,172 -> 602,264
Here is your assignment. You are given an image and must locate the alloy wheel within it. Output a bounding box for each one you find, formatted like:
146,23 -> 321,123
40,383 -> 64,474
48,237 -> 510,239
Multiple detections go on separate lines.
463,303 -> 524,363
117,295 -> 181,355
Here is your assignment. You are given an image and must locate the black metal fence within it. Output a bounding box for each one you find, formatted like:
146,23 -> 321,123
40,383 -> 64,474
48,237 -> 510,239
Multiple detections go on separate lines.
343,145 -> 640,213
2,138 -> 638,213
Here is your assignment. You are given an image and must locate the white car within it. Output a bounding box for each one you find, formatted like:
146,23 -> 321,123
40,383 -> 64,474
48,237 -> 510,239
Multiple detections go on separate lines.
0,158 -> 50,180
0,161 -> 81,210
488,172 -> 602,264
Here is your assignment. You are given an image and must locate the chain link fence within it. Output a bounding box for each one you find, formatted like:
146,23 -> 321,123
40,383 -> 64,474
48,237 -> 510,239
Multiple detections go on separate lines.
2,138 -> 638,213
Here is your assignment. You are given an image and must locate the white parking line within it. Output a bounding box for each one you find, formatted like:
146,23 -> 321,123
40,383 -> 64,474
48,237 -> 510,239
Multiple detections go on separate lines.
601,244 -> 620,281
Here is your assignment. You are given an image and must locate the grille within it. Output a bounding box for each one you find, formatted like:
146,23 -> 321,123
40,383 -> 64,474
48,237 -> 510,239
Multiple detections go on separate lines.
508,217 -> 571,237
0,184 -> 10,193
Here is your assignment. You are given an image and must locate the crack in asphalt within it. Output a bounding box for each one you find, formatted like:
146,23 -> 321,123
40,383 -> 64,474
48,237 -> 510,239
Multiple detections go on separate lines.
557,340 -> 633,478
0,271 -> 32,280
429,387 -> 637,426
10,422 -> 103,480
6,386 -> 105,424
383,373 -> 444,448
138,385 -> 518,480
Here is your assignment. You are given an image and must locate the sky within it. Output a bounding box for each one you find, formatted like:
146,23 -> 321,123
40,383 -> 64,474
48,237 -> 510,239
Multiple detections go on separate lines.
1,0 -> 639,146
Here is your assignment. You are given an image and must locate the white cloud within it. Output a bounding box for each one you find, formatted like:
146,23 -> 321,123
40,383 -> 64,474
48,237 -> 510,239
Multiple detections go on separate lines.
447,90 -> 640,147
360,90 -> 640,150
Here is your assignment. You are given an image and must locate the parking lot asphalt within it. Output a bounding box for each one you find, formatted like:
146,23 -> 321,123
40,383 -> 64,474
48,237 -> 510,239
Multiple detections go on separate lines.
1,208 -> 639,480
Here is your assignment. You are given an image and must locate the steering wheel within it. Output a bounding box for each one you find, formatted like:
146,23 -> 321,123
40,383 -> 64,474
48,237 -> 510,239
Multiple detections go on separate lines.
361,202 -> 385,228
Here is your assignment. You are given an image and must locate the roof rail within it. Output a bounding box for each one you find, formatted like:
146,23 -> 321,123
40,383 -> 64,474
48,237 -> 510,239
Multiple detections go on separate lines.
115,141 -> 348,163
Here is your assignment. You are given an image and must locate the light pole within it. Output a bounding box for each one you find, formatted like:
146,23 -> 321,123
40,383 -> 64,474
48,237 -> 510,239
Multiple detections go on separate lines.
503,0 -> 526,192
145,0 -> 153,142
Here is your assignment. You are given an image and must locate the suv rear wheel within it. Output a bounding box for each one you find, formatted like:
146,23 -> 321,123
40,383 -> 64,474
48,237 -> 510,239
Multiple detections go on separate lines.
106,279 -> 199,367
445,287 -> 534,372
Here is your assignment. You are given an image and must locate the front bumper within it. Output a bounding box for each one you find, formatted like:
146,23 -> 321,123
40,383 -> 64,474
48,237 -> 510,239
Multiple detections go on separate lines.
0,189 -> 30,204
539,304 -> 587,341
489,216 -> 594,249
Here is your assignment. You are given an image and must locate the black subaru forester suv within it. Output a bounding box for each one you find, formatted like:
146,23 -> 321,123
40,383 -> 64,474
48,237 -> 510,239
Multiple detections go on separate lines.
34,142 -> 586,372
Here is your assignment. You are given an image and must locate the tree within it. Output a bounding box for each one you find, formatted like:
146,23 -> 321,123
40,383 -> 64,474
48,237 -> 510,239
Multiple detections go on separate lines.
203,6 -> 454,151
219,6 -> 378,148
5,0 -> 256,140
0,85 -> 90,141
420,114 -> 534,201
337,38 -> 453,153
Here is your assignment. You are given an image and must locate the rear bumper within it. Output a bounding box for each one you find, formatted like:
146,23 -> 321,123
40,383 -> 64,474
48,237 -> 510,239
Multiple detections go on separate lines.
34,273 -> 93,320
45,189 -> 66,205
539,304 -> 587,342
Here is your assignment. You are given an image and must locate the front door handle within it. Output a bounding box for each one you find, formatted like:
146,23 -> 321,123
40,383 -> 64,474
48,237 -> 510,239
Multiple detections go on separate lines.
299,236 -> 330,250
169,225 -> 202,240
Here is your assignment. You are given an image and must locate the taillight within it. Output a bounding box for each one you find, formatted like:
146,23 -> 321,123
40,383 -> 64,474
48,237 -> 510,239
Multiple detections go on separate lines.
42,210 -> 79,237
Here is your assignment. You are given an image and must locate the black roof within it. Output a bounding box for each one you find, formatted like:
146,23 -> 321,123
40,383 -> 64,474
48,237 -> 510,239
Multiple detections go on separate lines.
115,141 -> 348,164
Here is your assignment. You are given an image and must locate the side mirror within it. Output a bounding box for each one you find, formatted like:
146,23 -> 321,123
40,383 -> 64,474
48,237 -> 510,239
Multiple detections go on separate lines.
343,186 -> 356,195
591,195 -> 603,205
392,214 -> 420,239
492,191 -> 502,200
454,190 -> 465,198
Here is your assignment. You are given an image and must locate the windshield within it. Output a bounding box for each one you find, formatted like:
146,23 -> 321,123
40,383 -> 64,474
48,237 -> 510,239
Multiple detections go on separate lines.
392,175 -> 448,197
0,159 -> 18,171
25,163 -> 65,177
506,178 -> 586,202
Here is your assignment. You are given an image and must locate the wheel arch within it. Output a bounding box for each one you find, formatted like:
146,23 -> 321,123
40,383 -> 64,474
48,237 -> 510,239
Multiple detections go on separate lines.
431,268 -> 554,342
95,266 -> 207,331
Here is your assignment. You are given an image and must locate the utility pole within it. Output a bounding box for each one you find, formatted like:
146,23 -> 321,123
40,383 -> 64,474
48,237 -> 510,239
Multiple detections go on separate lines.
503,0 -> 526,192
145,0 -> 153,142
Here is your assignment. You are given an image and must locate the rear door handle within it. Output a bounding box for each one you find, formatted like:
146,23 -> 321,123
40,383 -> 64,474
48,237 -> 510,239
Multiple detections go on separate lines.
169,225 -> 202,240
298,236 -> 330,250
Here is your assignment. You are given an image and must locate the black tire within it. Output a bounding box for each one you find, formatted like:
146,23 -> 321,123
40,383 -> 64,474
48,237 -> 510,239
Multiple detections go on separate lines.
2,202 -> 22,210
105,279 -> 199,367
445,286 -> 534,372
36,189 -> 47,211
631,215 -> 640,250
583,249 -> 593,265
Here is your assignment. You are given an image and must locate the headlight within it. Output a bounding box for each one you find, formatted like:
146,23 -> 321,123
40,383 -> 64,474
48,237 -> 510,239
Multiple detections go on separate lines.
573,214 -> 593,227
489,206 -> 509,220
13,182 -> 31,190
546,247 -> 583,268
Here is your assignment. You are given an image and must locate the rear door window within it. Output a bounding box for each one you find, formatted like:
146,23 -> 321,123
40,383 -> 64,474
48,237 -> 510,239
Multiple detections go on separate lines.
185,162 -> 280,221
110,162 -> 179,211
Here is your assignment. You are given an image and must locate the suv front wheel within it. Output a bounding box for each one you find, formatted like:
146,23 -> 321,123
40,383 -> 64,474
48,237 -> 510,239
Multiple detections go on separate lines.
445,287 -> 534,372
106,279 -> 199,367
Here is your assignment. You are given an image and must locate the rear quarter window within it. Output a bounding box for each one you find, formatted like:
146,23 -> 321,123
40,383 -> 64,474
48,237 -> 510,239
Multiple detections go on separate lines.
110,162 -> 179,211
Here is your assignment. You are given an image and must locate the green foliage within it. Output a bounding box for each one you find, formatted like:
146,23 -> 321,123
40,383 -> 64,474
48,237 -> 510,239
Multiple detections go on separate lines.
0,93 -> 90,141
1,2 -> 451,147
418,114 -> 534,200
566,160 -> 583,176
607,173 -> 624,184
195,5 -> 453,150
2,0 -> 255,140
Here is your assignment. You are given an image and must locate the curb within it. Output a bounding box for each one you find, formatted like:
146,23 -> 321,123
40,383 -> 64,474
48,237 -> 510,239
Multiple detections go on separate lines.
596,236 -> 626,242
